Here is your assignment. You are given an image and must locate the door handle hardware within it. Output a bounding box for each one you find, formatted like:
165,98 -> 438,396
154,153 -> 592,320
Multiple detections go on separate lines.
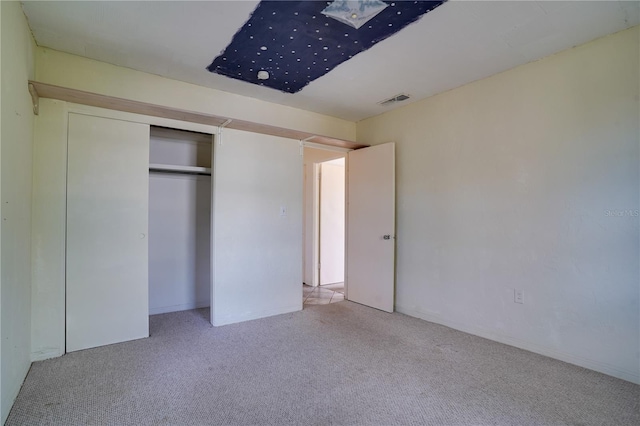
383,235 -> 391,240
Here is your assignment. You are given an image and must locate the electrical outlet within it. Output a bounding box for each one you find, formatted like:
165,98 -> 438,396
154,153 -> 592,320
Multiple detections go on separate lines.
514,289 -> 524,304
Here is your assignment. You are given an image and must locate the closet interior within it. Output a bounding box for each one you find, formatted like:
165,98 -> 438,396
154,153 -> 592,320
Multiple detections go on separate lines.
148,126 -> 213,315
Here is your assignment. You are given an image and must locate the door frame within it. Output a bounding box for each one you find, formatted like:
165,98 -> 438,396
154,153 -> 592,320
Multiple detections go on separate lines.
318,158 -> 346,287
302,143 -> 348,289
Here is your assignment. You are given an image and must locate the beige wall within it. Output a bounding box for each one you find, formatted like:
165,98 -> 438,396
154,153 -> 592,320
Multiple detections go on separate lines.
35,48 -> 356,142
0,1 -> 36,422
357,26 -> 640,383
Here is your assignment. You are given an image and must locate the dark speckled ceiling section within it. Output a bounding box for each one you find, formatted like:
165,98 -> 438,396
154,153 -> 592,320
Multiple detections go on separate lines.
207,1 -> 446,93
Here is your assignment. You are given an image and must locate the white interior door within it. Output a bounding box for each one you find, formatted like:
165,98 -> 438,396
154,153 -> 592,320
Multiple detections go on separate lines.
66,113 -> 150,352
320,159 -> 345,285
346,143 -> 395,312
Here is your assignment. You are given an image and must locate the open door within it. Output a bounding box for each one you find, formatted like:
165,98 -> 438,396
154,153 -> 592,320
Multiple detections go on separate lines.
346,143 -> 395,312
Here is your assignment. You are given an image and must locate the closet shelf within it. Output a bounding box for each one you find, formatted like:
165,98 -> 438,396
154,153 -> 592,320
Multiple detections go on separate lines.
149,163 -> 212,175
28,81 -> 369,150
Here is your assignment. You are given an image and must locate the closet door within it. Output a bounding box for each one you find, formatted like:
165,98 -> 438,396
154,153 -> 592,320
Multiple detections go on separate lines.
66,113 -> 150,352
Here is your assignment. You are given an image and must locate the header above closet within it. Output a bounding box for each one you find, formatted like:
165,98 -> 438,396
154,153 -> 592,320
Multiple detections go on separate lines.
28,81 -> 368,151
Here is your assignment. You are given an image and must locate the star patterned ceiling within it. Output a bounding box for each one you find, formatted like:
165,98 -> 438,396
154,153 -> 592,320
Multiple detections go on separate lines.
207,1 -> 446,93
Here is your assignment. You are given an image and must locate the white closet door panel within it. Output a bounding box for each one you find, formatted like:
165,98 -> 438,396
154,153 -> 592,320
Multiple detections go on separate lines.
66,113 -> 150,352
211,129 -> 302,326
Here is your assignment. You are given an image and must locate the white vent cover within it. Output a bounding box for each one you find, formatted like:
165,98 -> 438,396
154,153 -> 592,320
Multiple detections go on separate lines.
378,93 -> 411,106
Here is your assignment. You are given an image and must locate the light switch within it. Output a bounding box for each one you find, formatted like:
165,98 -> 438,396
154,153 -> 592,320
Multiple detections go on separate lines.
280,206 -> 287,217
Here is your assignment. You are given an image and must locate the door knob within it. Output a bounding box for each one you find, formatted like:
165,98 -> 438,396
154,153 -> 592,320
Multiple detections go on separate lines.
383,235 -> 391,240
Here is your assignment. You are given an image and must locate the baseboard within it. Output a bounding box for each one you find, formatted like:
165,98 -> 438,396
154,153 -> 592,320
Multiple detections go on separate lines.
396,304 -> 640,385
213,303 -> 302,326
149,300 -> 210,315
31,347 -> 64,362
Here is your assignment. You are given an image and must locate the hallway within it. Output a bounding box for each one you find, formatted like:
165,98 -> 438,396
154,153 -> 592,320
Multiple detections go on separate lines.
303,283 -> 344,305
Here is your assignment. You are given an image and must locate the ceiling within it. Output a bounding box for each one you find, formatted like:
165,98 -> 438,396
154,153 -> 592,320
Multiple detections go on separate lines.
207,1 -> 446,93
21,1 -> 639,122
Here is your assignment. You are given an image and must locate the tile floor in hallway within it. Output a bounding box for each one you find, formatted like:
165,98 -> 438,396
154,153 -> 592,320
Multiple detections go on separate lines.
303,282 -> 344,305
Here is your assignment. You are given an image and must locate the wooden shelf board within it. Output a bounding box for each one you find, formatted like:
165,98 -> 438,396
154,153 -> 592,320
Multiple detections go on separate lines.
29,81 -> 368,150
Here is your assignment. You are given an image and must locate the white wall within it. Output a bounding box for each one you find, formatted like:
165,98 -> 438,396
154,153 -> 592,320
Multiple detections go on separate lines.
213,129 -> 302,325
149,174 -> 211,314
303,148 -> 346,286
320,158 -> 345,285
0,1 -> 36,422
357,27 -> 640,383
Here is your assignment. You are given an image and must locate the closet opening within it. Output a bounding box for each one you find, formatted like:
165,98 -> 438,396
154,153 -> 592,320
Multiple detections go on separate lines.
148,126 -> 213,317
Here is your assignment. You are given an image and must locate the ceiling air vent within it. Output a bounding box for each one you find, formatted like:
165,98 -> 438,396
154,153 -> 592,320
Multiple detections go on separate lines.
378,93 -> 411,106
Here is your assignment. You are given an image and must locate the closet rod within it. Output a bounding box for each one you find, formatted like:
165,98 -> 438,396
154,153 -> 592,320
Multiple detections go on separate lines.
149,164 -> 212,176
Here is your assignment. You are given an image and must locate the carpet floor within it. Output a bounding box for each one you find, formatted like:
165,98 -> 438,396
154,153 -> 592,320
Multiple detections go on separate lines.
7,301 -> 640,425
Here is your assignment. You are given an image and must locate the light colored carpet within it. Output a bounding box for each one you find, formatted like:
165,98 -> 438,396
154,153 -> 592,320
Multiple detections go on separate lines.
7,302 -> 639,425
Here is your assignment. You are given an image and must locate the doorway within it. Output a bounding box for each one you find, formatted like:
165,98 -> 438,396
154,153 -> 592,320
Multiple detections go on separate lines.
302,147 -> 347,305
319,158 -> 345,286
302,142 -> 396,311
